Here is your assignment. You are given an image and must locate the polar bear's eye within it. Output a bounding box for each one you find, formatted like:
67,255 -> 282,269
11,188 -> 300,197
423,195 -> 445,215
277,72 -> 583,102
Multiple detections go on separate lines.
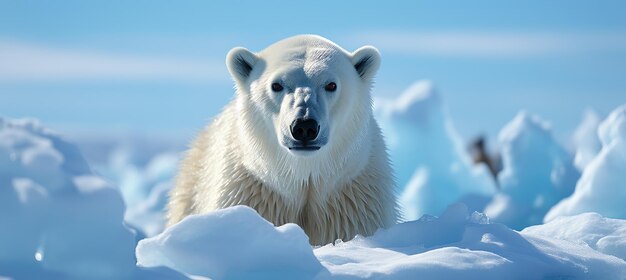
271,83 -> 284,92
325,82 -> 337,92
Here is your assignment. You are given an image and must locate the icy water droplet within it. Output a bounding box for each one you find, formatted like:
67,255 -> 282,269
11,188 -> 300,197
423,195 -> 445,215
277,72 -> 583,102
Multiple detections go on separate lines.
34,251 -> 43,262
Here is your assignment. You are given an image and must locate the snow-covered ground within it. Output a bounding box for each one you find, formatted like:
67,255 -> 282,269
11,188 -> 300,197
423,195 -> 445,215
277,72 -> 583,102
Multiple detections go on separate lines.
136,204 -> 626,279
2,81 -> 626,279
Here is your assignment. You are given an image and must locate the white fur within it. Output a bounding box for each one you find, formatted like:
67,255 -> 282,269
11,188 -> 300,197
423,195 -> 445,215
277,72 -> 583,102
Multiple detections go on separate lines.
167,35 -> 398,245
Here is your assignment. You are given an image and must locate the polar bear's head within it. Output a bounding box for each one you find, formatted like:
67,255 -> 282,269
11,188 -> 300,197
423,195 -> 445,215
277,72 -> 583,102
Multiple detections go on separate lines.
226,35 -> 380,161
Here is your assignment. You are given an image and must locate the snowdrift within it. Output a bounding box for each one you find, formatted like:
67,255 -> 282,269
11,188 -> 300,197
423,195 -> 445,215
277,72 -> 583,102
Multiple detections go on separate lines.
137,204 -> 626,279
137,206 -> 323,279
0,118 -> 184,279
546,104 -> 626,221
524,213 -> 626,262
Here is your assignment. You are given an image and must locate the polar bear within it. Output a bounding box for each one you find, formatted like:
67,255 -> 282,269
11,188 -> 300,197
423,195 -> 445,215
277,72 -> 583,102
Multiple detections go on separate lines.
167,35 -> 398,245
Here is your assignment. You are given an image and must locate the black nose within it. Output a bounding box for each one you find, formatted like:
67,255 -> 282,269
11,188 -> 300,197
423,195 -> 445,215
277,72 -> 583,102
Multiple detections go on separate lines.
290,119 -> 319,142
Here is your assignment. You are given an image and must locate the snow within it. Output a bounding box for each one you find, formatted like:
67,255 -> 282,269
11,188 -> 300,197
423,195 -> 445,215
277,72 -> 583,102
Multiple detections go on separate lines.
572,109 -> 602,171
0,118 -> 184,279
484,112 -> 580,230
138,204 -> 626,279
524,213 -> 626,261
136,205 -> 323,279
376,80 -> 496,220
545,104 -> 626,221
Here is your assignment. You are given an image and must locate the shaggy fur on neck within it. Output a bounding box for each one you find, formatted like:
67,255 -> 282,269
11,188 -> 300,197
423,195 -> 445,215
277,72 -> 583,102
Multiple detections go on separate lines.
167,102 -> 397,245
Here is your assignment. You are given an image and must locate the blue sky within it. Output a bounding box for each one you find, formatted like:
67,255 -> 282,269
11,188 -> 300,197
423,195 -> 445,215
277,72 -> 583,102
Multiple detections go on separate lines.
2,0 -> 626,146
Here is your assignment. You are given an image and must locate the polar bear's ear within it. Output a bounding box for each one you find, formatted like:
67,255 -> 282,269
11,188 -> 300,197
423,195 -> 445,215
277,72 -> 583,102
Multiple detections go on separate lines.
351,46 -> 381,81
226,47 -> 258,84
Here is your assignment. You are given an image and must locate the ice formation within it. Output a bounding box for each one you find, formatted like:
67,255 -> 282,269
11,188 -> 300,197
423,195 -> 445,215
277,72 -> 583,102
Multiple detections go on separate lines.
0,118 -> 183,279
484,112 -> 580,230
102,148 -> 179,237
376,80 -> 496,220
546,104 -> 626,221
572,109 -> 602,171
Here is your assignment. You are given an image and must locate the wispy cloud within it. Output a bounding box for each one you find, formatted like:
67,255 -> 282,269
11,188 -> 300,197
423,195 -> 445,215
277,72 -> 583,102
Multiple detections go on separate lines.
350,31 -> 626,57
0,40 -> 228,83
